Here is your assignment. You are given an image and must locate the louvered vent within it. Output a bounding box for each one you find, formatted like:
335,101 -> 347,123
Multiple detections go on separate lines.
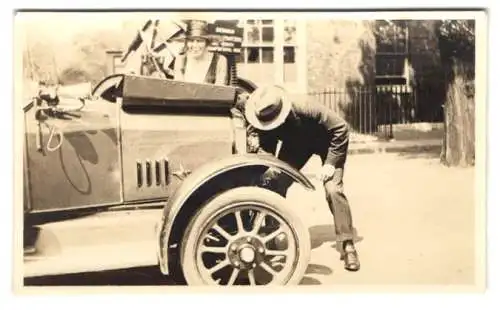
136,158 -> 169,188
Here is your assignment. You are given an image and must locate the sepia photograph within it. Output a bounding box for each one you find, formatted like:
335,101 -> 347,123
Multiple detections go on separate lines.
12,9 -> 487,292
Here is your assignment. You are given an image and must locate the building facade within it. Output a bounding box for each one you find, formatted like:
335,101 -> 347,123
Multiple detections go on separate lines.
108,18 -> 440,92
234,18 -> 444,124
235,19 -> 380,95
235,19 -> 441,92
106,18 -> 443,123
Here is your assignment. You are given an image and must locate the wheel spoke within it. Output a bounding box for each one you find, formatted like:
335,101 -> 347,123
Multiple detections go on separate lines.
265,250 -> 289,257
227,268 -> 239,285
205,233 -> 220,242
252,211 -> 266,234
263,228 -> 285,243
260,262 -> 278,276
195,201 -> 300,286
212,224 -> 233,241
209,259 -> 230,274
248,210 -> 256,223
235,210 -> 244,234
200,245 -> 227,254
248,269 -> 256,285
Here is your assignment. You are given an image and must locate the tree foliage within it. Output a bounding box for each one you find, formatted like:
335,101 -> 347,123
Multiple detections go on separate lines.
437,20 -> 475,65
22,26 -> 127,86
373,20 -> 407,50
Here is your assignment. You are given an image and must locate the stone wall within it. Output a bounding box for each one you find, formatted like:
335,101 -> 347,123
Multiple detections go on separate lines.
306,20 -> 376,92
305,20 -> 376,129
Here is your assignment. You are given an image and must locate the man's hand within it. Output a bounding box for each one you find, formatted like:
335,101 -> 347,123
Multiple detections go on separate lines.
247,132 -> 260,153
236,91 -> 250,106
264,167 -> 281,178
318,164 -> 336,182
261,167 -> 281,186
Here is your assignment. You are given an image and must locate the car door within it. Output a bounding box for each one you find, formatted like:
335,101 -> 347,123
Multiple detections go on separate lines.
24,95 -> 122,212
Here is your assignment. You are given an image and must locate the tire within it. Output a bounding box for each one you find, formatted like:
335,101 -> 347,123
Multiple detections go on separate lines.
180,186 -> 311,286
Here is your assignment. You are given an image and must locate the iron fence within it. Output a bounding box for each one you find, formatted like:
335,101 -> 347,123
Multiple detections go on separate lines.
308,83 -> 443,139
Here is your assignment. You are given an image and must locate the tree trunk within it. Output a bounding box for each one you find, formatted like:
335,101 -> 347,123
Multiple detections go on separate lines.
441,63 -> 475,167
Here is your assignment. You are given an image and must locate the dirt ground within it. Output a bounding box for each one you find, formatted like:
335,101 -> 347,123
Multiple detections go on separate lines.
293,151 -> 478,286
24,151 -> 480,288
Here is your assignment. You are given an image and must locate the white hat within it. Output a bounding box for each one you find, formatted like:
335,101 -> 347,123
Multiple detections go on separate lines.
244,85 -> 292,131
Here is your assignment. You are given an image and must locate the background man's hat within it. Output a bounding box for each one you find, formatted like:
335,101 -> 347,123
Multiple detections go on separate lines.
245,85 -> 292,131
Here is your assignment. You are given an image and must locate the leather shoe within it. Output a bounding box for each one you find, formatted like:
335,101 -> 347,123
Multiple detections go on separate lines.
340,243 -> 360,272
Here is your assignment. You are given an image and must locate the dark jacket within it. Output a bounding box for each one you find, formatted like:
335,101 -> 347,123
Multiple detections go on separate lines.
248,98 -> 350,168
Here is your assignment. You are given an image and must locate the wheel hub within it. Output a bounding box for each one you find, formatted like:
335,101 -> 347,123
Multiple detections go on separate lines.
239,246 -> 256,263
228,236 -> 266,269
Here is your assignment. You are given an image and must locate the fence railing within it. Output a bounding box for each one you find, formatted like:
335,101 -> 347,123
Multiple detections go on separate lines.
308,83 -> 443,139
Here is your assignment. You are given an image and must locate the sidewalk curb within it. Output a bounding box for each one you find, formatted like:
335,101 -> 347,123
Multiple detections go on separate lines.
348,143 -> 442,155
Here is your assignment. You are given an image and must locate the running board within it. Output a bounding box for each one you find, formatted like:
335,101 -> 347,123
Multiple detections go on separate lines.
23,209 -> 163,278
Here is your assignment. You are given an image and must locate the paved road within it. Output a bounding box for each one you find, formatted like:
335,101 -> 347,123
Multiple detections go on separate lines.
24,151 -> 478,287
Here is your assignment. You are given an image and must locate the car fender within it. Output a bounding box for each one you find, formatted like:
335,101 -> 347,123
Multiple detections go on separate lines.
156,153 -> 315,275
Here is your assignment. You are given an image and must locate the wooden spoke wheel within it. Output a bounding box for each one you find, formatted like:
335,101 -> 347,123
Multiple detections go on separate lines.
180,187 -> 311,286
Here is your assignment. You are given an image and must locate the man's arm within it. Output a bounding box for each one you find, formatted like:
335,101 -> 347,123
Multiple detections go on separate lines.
325,119 -> 349,168
295,101 -> 349,167
246,125 -> 279,155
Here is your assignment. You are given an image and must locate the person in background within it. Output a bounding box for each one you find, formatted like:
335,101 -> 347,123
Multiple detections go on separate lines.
173,20 -> 228,85
243,85 -> 361,272
171,19 -> 252,154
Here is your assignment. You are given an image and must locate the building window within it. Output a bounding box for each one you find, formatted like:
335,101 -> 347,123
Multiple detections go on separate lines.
375,20 -> 409,79
237,20 -> 275,65
236,19 -> 298,86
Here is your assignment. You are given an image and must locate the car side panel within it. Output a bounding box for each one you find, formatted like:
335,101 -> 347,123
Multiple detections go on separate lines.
119,108 -> 234,203
24,100 -> 122,212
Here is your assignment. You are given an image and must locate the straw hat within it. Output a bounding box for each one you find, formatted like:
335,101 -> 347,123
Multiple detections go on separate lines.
244,85 -> 292,131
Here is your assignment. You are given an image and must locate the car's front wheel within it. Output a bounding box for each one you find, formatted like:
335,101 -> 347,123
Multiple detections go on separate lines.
180,186 -> 311,286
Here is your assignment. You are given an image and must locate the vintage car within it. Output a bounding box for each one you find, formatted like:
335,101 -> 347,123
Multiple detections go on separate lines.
22,73 -> 316,286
